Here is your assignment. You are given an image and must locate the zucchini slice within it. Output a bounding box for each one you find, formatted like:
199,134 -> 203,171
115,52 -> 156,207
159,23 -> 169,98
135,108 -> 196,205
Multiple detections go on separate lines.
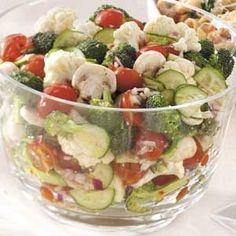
161,89 -> 175,105
70,188 -> 115,210
94,28 -> 115,45
157,69 -> 187,90
144,77 -> 165,91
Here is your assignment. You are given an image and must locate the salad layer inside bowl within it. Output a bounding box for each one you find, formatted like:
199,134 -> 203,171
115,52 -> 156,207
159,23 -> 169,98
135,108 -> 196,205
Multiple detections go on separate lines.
0,0 -> 235,229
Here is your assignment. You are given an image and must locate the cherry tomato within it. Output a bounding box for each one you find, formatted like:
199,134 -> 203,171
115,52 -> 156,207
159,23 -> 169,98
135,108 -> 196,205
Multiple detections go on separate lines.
1,34 -> 27,62
116,67 -> 143,92
27,140 -> 56,172
22,55 -> 45,79
40,186 -> 54,202
183,140 -> 208,170
95,9 -> 125,28
120,90 -> 143,126
37,84 -> 78,118
135,130 -> 169,161
128,17 -> 144,30
113,163 -> 147,186
152,175 -> 178,186
140,44 -> 168,57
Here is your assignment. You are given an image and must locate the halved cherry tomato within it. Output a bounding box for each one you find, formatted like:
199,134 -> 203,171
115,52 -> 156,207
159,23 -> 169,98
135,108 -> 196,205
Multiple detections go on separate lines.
183,139 -> 208,169
140,44 -> 169,57
95,9 -> 125,29
128,17 -> 144,30
1,34 -> 27,62
37,84 -> 78,118
152,175 -> 178,186
116,67 -> 143,92
135,130 -> 169,161
113,163 -> 147,186
120,90 -> 143,126
22,55 -> 45,79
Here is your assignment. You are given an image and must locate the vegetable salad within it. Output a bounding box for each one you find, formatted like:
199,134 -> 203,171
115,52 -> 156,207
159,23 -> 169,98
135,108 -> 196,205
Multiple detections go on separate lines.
0,4 -> 234,213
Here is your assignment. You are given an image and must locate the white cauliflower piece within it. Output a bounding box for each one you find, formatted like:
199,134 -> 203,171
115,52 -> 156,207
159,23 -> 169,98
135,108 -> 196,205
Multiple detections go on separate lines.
144,15 -> 177,37
113,21 -> 145,51
134,51 -> 166,76
74,20 -> 102,37
162,161 -> 185,179
0,62 -> 19,75
35,7 -> 77,34
44,50 -> 85,87
159,57 -> 195,79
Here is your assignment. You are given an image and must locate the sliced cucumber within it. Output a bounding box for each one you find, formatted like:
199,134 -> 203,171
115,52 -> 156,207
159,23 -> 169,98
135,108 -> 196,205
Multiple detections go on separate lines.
144,77 -> 165,91
14,54 -> 34,66
161,89 -> 175,105
115,152 -> 139,164
53,30 -> 88,48
74,124 -> 110,159
157,70 -> 187,90
146,33 -> 175,45
175,84 -> 208,117
91,163 -> 114,188
193,67 -> 227,96
94,28 -> 115,45
70,188 -> 115,210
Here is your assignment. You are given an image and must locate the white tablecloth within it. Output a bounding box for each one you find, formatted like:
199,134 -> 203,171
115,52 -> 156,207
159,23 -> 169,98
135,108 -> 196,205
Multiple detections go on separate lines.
1,1 -> 236,235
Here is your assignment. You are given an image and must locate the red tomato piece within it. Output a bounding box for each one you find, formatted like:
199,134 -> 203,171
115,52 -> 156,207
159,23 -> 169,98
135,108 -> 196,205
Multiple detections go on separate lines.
40,186 -> 54,202
120,90 -> 143,126
95,9 -> 125,29
183,140 -> 208,170
135,130 -> 169,161
22,55 -> 45,79
116,67 -> 143,92
24,36 -> 34,52
152,175 -> 178,186
113,163 -> 147,186
176,187 -> 188,202
1,34 -> 27,62
37,84 -> 78,118
140,44 -> 169,57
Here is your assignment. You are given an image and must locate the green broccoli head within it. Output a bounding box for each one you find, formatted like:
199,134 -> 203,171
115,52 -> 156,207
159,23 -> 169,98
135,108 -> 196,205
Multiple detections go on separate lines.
90,4 -> 130,21
88,89 -> 122,133
111,123 -> 137,156
77,39 -> 108,64
145,94 -> 168,108
198,118 -> 219,136
199,39 -> 215,59
10,71 -> 43,91
44,111 -> 77,137
103,43 -> 137,68
32,32 -> 57,54
184,51 -> 208,68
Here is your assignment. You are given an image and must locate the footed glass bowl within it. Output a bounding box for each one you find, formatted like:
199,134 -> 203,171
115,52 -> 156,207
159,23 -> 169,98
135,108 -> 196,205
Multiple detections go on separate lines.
0,0 -> 235,232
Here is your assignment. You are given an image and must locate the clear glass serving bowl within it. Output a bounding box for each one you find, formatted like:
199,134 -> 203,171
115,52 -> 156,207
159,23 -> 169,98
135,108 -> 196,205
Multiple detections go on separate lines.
0,0 -> 235,232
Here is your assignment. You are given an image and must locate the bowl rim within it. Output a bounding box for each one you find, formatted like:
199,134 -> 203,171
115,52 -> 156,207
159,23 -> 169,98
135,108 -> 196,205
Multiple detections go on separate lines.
0,0 -> 235,113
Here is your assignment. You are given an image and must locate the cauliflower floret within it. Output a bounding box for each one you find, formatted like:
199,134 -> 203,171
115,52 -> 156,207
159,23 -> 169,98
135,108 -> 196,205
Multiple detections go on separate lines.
35,7 -> 77,34
162,161 -> 185,179
44,50 -> 85,87
159,57 -> 195,80
144,15 -> 177,37
74,20 -> 102,37
134,51 -> 166,76
113,21 -> 146,51
0,62 -> 19,75
173,23 -> 201,52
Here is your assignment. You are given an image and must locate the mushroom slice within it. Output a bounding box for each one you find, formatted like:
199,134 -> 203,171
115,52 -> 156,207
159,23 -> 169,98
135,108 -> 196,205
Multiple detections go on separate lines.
72,63 -> 116,100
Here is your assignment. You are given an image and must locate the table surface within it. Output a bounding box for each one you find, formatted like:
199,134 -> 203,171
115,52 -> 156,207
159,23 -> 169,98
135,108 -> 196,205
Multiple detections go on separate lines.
0,1 -> 236,236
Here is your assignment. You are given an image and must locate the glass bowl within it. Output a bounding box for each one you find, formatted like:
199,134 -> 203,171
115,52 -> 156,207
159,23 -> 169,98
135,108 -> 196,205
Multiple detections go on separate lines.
0,0 -> 235,232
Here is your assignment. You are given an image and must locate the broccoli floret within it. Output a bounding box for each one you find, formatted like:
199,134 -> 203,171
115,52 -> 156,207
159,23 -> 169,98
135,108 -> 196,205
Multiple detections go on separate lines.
145,94 -> 168,108
10,71 -> 43,91
88,89 -> 122,132
77,39 -> 108,64
198,118 -> 219,136
201,0 -> 215,12
103,43 -> 137,68
111,123 -> 137,156
199,39 -> 215,59
184,51 -> 209,68
32,32 -> 57,54
90,4 -> 130,21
